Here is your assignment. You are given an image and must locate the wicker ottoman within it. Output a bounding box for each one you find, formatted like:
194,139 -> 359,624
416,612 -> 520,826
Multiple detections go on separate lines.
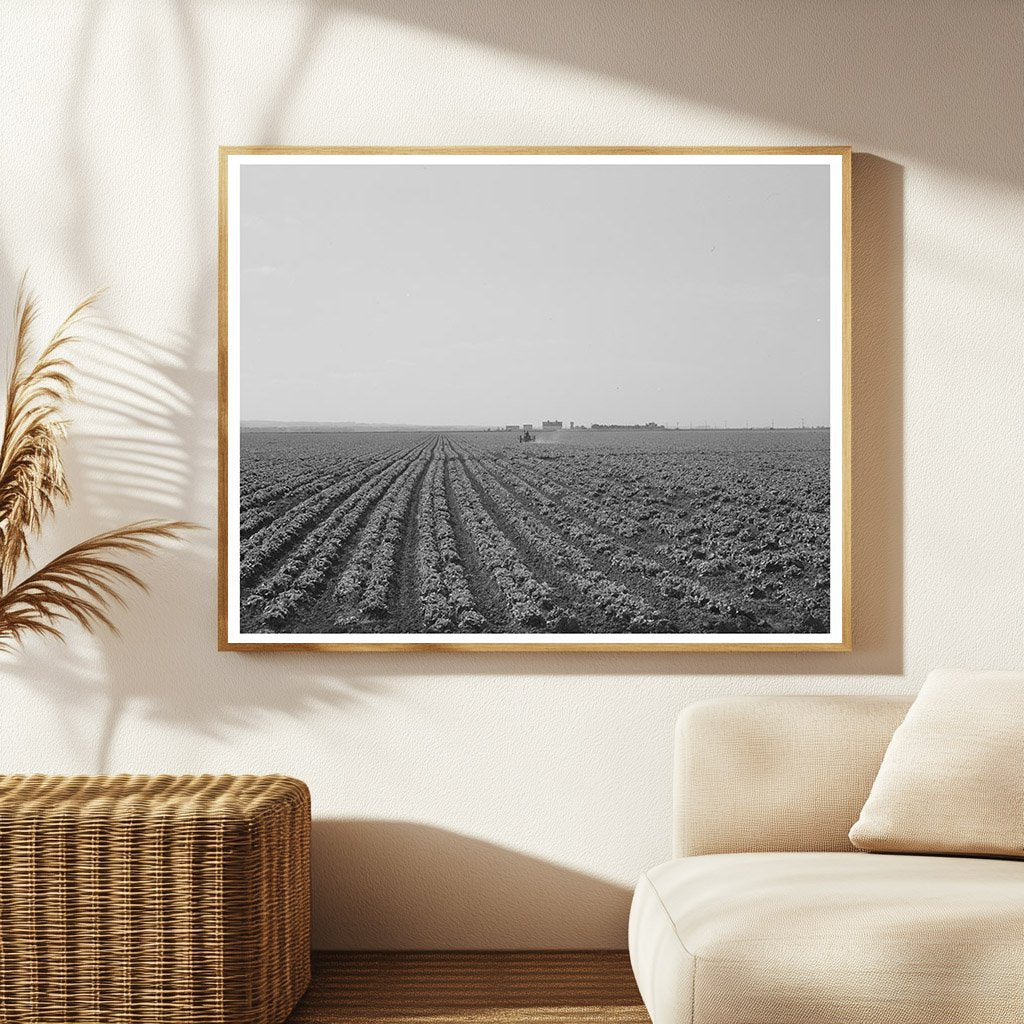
0,774 -> 310,1024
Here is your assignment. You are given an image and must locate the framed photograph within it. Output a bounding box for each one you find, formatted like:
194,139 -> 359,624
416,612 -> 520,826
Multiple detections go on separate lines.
219,147 -> 850,651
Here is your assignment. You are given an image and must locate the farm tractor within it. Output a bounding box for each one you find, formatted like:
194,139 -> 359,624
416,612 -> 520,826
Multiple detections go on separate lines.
518,429 -> 536,443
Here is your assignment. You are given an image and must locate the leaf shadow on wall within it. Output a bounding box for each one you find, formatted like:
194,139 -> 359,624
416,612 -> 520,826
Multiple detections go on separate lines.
311,819 -> 633,950
0,319 -> 386,774
0,0 -> 383,773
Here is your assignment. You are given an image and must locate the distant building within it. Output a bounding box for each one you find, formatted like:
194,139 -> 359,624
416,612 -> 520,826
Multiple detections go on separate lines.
522,423 -> 533,432
505,425 -> 519,431
542,420 -> 563,430
591,422 -> 666,430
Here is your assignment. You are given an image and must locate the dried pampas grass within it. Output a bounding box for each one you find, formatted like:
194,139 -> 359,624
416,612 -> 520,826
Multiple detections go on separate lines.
0,280 -> 195,650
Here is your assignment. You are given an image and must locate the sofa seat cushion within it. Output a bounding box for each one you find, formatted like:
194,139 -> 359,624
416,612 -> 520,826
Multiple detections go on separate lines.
629,852 -> 1024,1024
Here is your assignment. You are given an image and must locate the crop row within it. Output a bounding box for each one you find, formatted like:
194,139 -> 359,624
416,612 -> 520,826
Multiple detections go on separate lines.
475,448 -> 645,541
446,457 -> 561,630
455,448 -> 663,632
239,441 -> 406,540
458,440 -> 827,631
239,441 -> 427,588
239,434 -> 398,506
240,468 -> 337,540
240,464 -> 322,514
414,444 -> 483,633
331,443 -> 434,627
455,441 -> 719,620
242,440 -> 432,629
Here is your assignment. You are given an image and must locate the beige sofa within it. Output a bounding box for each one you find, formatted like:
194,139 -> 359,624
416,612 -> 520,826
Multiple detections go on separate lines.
628,695 -> 1024,1023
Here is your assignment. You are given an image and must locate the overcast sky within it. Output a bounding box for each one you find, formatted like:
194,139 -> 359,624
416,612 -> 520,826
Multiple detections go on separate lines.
240,161 -> 830,427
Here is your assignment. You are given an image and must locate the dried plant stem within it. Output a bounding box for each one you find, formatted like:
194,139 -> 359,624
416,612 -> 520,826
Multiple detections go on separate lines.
0,281 -> 196,650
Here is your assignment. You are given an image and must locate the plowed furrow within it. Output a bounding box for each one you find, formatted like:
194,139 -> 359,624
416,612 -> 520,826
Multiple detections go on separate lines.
453,446 -> 661,633
412,439 -> 482,633
454,440 -> 736,633
442,446 -> 510,632
240,438 -> 433,632
446,455 -> 568,632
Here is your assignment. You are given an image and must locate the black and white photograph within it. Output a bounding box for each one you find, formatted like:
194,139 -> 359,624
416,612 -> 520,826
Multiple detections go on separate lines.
220,149 -> 849,650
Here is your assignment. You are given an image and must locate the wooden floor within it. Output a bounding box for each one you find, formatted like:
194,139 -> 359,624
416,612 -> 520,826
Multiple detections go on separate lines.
286,952 -> 649,1023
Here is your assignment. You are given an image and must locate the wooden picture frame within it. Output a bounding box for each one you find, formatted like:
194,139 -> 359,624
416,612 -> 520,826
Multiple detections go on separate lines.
219,147 -> 851,651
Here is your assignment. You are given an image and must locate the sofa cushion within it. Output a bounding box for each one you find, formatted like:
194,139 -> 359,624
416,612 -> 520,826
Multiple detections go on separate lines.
629,852 -> 1024,1024
849,668 -> 1024,857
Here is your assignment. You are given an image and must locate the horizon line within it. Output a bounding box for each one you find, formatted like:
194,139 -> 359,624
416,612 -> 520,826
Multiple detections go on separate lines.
241,421 -> 830,432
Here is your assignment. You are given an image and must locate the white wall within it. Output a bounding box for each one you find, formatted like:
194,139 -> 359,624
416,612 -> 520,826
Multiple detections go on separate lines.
1,0 -> 1021,949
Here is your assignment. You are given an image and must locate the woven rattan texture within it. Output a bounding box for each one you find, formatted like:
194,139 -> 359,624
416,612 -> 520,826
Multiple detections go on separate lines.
0,774 -> 310,1024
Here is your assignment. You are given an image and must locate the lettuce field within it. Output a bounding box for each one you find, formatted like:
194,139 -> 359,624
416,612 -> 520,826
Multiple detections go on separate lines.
238,429 -> 831,636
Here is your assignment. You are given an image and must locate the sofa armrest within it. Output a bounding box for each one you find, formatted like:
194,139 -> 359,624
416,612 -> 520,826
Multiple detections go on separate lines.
674,695 -> 913,857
